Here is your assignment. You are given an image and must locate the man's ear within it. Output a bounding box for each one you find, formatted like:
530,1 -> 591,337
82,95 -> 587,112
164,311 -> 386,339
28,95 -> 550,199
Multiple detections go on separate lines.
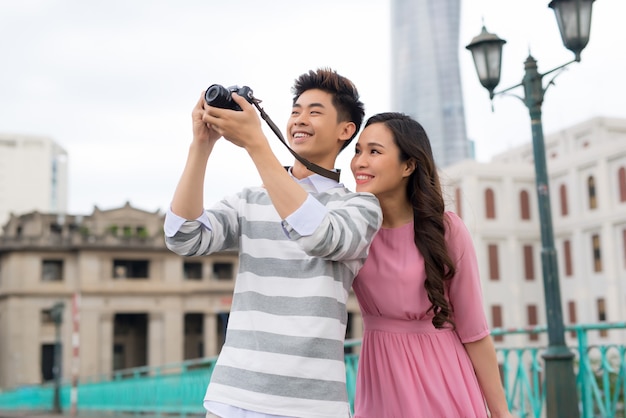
338,121 -> 357,141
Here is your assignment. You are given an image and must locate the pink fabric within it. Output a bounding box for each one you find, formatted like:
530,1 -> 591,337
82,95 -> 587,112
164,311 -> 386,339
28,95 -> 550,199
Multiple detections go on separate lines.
352,212 -> 489,418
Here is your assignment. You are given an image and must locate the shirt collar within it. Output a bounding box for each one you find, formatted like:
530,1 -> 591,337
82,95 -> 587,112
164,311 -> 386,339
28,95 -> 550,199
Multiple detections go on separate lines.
286,167 -> 341,193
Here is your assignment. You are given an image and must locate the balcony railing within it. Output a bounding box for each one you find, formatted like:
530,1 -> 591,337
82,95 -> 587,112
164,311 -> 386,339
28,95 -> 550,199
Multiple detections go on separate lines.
1,322 -> 624,417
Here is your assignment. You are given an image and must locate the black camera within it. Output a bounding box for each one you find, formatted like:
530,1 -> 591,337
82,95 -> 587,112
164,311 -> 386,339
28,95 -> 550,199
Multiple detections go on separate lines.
204,84 -> 254,111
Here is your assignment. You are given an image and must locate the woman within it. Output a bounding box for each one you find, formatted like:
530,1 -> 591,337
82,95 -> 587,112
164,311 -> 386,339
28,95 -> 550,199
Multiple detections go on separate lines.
350,112 -> 512,418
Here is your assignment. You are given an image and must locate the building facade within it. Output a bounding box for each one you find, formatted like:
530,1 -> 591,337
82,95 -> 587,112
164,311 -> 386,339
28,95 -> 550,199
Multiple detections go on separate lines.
390,0 -> 471,167
0,203 -> 364,390
0,134 -> 68,230
442,116 -> 626,347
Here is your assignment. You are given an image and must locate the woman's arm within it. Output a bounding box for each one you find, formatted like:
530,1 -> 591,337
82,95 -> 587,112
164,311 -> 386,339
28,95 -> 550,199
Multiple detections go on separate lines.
464,335 -> 513,418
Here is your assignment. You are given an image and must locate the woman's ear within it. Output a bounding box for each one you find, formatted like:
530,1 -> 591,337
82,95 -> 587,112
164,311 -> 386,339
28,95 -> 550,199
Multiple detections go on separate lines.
403,158 -> 416,177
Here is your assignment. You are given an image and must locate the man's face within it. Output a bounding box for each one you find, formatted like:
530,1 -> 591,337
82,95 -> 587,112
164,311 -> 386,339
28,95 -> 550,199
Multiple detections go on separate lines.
286,89 -> 351,164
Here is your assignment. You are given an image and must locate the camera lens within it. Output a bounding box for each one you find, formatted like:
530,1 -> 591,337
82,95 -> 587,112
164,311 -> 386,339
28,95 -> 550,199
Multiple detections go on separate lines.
204,84 -> 247,111
204,84 -> 234,109
205,85 -> 222,102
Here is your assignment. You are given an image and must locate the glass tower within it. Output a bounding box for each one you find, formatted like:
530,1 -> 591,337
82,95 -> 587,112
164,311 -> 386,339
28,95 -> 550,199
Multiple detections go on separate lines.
391,0 -> 471,167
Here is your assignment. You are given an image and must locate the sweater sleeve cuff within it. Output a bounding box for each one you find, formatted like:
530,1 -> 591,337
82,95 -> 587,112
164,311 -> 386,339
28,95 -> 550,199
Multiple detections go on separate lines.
283,195 -> 327,236
164,207 -> 212,237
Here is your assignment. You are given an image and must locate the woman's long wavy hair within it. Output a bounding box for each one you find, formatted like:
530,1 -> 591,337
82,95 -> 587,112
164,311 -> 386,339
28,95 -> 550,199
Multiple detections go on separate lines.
364,112 -> 456,329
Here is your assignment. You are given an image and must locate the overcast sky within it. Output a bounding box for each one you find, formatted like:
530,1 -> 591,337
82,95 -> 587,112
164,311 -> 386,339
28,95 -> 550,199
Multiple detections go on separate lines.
1,0 -> 625,215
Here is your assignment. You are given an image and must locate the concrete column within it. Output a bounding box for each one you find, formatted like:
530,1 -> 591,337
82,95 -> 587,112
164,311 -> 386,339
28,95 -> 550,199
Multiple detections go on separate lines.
12,300 -> 40,386
148,312 -> 164,366
80,310 -> 100,377
204,313 -> 218,357
163,310 -> 183,364
100,312 -> 114,375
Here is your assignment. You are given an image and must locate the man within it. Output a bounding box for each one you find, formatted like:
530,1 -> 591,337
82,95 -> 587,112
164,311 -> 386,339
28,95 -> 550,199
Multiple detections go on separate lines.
164,68 -> 382,418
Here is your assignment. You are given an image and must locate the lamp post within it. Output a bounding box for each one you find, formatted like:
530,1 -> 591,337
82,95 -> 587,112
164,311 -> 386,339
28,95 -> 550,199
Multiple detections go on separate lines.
50,301 -> 65,414
465,1 -> 595,417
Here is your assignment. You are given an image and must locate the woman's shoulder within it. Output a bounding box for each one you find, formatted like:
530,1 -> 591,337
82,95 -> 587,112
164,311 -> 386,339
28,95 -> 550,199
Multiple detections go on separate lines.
443,211 -> 472,242
443,210 -> 463,227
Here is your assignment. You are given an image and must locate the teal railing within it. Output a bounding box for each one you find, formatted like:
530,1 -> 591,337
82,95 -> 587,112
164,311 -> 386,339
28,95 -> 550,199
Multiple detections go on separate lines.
1,323 -> 624,417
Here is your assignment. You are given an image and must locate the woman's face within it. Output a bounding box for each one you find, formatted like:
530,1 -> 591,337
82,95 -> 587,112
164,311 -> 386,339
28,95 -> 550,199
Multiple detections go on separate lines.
350,122 -> 413,199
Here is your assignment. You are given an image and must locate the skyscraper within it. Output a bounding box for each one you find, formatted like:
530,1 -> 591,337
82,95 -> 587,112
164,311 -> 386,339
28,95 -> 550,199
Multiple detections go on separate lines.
391,0 -> 471,167
0,134 -> 68,229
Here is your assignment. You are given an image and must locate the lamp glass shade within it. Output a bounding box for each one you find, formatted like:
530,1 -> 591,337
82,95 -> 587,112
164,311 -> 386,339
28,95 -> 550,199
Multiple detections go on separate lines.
549,0 -> 594,58
465,26 -> 506,95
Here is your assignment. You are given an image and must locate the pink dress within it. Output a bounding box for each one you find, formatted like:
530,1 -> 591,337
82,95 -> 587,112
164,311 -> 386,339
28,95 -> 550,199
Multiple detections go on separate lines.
352,212 -> 490,418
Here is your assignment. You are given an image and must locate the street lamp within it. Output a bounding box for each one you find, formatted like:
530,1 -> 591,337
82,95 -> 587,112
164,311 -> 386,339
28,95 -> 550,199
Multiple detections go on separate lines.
466,1 -> 595,417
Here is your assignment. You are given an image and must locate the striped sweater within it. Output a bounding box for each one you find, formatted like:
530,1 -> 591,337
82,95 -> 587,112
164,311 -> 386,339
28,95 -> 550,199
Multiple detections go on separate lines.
165,180 -> 381,418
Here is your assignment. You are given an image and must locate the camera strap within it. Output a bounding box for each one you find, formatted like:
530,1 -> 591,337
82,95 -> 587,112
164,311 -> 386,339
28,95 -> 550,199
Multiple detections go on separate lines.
252,101 -> 341,183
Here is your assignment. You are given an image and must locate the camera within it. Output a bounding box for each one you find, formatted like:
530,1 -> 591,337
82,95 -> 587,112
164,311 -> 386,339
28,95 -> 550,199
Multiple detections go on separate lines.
204,84 -> 254,111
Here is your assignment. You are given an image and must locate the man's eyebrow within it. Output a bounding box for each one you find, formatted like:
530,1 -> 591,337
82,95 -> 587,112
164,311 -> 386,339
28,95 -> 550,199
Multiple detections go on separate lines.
292,102 -> 326,109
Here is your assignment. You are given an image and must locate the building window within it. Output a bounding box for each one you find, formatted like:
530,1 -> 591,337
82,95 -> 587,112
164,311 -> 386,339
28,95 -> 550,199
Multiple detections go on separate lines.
488,244 -> 499,281
523,245 -> 534,280
136,226 -> 148,238
113,344 -> 125,371
184,262 -> 203,280
455,187 -> 463,219
588,176 -> 597,209
592,234 -> 602,273
41,344 -> 55,382
618,167 -> 626,203
42,260 -> 64,281
568,301 -> 577,338
217,312 -> 230,348
485,188 -> 496,219
491,305 -> 503,342
41,309 -> 55,325
597,298 -> 606,321
622,229 -> 626,269
113,259 -> 149,279
113,314 -> 148,370
559,184 -> 568,216
563,240 -> 573,277
49,223 -> 63,235
527,304 -> 539,341
597,298 -> 607,338
519,190 -> 530,220
184,313 -> 204,360
213,262 -> 234,280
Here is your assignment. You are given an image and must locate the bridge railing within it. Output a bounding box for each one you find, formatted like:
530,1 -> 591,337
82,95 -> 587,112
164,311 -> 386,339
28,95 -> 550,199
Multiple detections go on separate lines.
492,322 -> 626,418
1,323 -> 624,417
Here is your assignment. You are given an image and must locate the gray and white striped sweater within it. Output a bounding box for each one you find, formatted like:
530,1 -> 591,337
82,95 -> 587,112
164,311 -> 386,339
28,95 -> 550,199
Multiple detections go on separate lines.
165,184 -> 381,418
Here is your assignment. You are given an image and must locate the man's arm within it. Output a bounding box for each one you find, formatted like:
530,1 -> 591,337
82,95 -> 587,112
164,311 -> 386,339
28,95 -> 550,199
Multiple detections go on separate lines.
170,93 -> 222,220
202,94 -> 308,219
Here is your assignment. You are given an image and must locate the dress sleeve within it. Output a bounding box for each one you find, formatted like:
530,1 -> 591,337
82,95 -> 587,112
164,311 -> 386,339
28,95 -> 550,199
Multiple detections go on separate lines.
445,212 -> 490,343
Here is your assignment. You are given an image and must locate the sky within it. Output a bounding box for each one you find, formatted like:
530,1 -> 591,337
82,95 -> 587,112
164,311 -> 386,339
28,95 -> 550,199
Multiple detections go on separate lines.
1,0 -> 625,215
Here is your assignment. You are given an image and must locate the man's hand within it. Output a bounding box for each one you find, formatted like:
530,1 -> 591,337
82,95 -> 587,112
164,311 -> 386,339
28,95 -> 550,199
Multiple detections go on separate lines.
203,93 -> 268,153
192,92 -> 222,145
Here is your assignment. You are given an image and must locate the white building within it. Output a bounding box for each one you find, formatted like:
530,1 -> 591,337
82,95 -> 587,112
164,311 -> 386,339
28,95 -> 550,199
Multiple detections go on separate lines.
0,134 -> 68,229
442,116 -> 626,347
